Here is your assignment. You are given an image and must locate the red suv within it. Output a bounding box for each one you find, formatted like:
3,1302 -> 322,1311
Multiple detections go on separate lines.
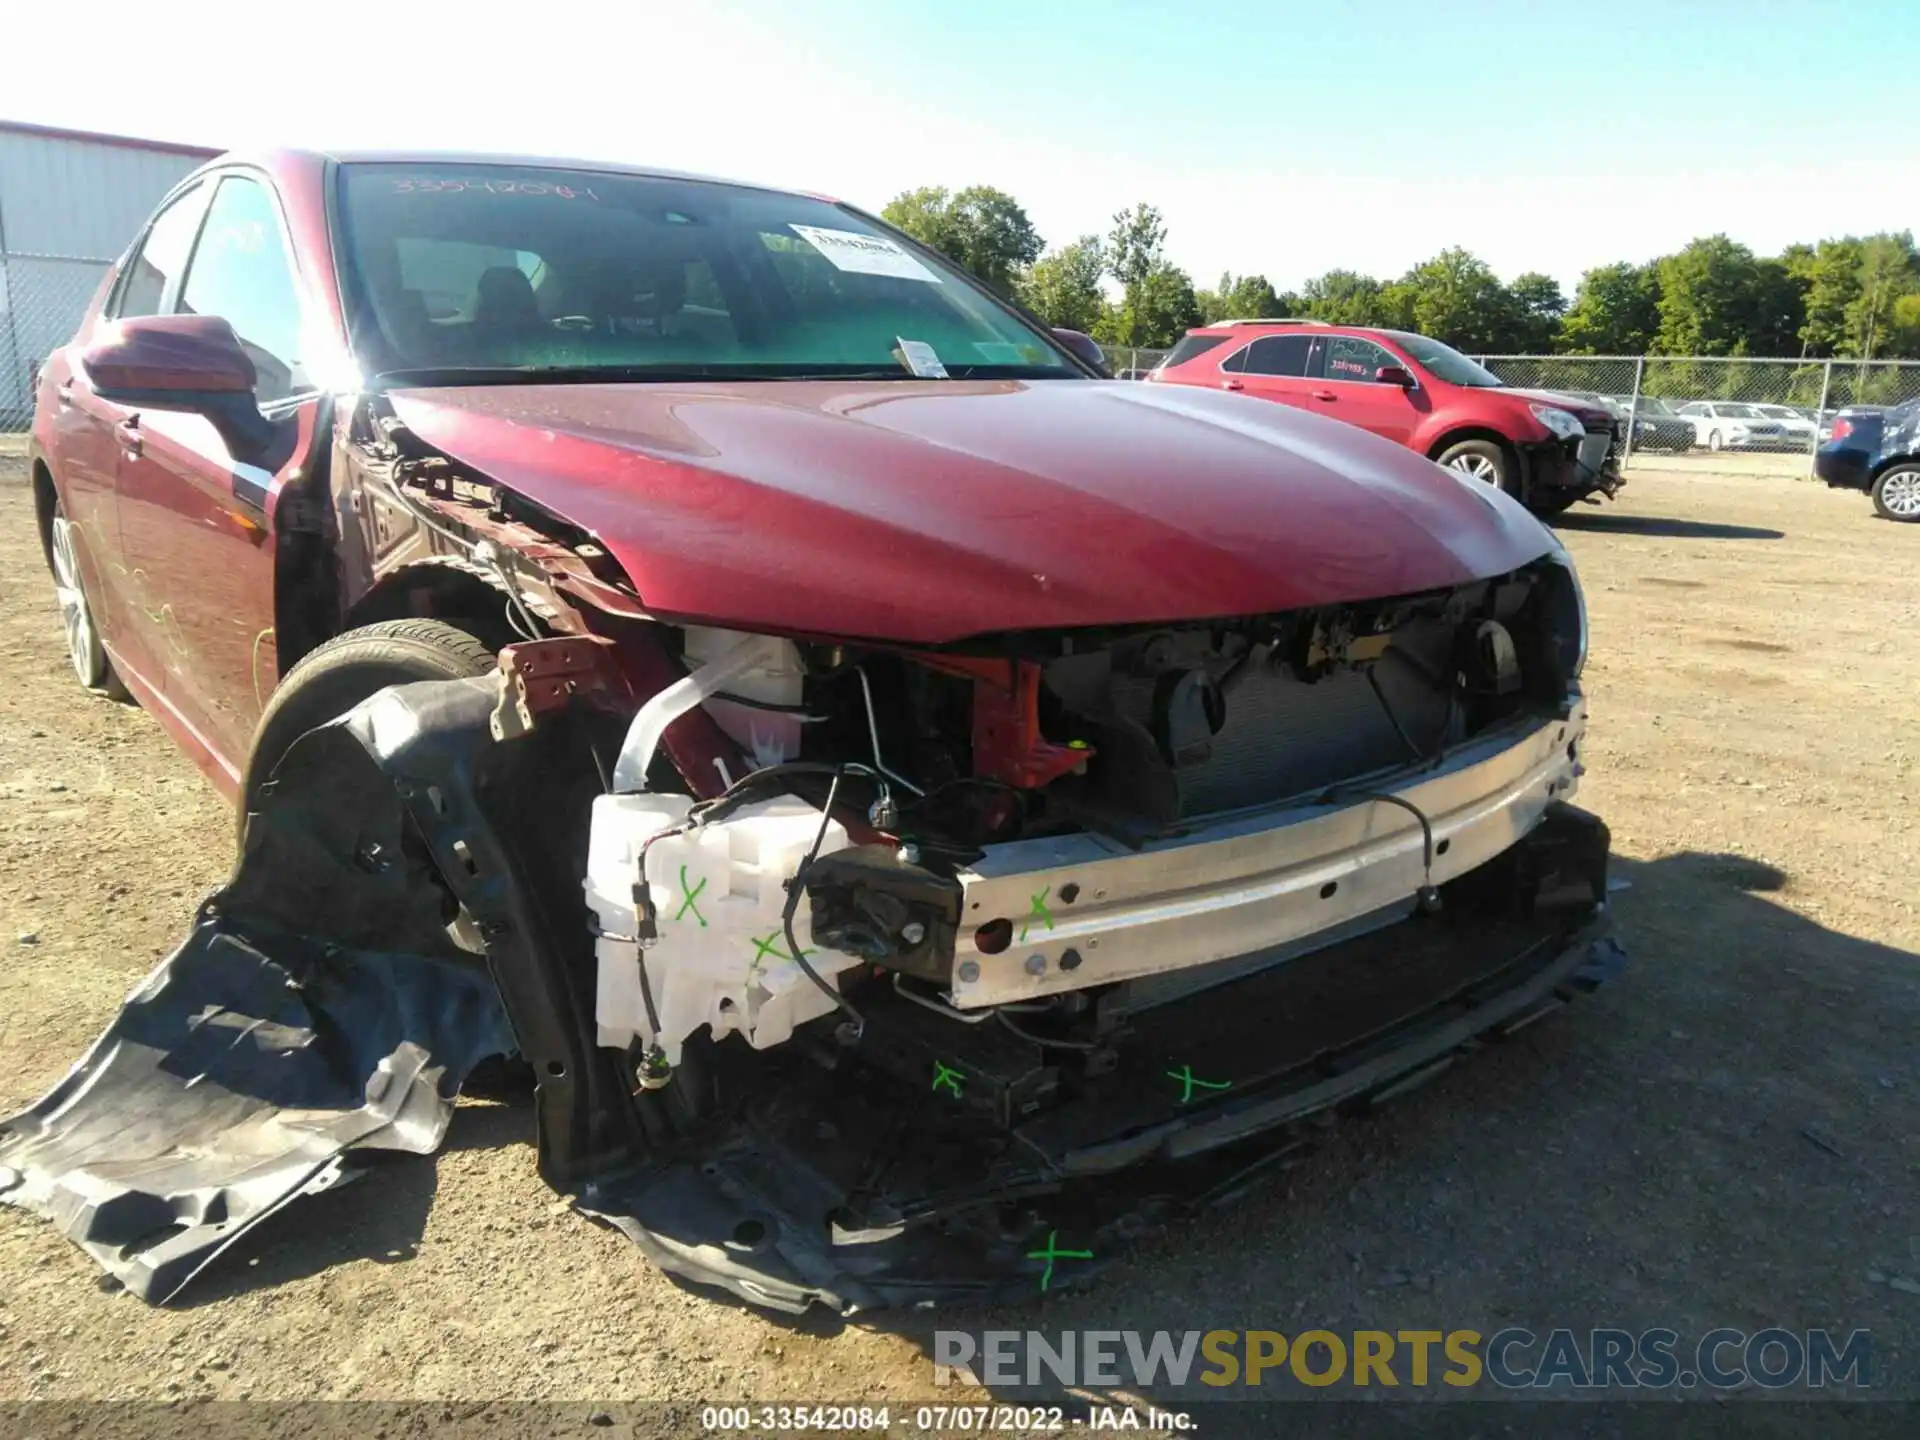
1152,321 -> 1624,516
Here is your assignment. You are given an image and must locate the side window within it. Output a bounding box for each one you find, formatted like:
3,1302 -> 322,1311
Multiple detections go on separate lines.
1240,334 -> 1312,377
1322,336 -> 1398,384
178,176 -> 309,404
1221,345 -> 1248,373
113,184 -> 208,318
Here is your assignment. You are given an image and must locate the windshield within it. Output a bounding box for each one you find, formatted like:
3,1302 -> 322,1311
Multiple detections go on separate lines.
336,163 -> 1078,382
1636,396 -> 1677,415
1718,403 -> 1765,419
1380,331 -> 1506,387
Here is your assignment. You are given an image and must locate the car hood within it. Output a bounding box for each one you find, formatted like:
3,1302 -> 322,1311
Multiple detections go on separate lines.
386,379 -> 1557,644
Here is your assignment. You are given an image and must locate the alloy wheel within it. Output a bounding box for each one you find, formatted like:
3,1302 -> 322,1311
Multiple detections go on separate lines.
50,514 -> 106,687
1447,454 -> 1500,483
1880,469 -> 1920,519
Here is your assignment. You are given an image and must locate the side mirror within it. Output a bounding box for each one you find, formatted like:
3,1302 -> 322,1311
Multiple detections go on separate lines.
1053,327 -> 1108,372
82,314 -> 282,465
1375,364 -> 1416,388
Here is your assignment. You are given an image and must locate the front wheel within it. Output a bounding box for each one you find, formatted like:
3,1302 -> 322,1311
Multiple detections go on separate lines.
239,618 -> 499,837
1871,464 -> 1920,522
1436,439 -> 1517,497
1707,430 -> 1723,452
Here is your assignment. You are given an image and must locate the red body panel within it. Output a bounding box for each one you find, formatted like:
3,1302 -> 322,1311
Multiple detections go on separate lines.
387,378 -> 1555,644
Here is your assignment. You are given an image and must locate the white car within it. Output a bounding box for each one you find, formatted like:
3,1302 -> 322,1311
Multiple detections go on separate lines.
1677,402 -> 1789,452
1750,404 -> 1819,447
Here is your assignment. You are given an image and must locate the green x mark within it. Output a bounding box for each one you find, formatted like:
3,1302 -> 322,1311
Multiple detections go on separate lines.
675,866 -> 708,927
749,930 -> 814,974
1166,1064 -> 1233,1104
931,1060 -> 966,1098
1018,885 -> 1054,944
1026,1229 -> 1093,1292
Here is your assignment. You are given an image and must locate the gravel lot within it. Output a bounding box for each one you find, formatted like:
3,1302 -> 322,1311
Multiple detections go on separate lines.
1,449 -> 1915,1421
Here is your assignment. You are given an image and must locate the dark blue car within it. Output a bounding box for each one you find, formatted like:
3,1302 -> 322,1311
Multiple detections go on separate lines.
1814,399 -> 1920,522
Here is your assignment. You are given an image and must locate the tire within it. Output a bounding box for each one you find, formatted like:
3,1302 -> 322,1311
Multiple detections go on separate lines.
1871,464 -> 1920,523
1436,439 -> 1517,497
240,618 -> 498,831
47,498 -> 121,694
1707,430 -> 1723,452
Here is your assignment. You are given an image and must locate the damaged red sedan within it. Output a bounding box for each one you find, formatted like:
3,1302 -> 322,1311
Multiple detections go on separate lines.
9,150 -> 1623,1311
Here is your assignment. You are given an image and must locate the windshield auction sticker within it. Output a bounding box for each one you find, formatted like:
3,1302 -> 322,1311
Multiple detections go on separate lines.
790,225 -> 941,282
894,339 -> 949,379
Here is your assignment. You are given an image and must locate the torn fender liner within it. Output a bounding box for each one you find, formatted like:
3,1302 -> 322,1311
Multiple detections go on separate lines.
0,686 -> 517,1303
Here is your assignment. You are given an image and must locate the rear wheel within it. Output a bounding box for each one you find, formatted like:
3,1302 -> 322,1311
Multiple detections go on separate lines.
240,618 -> 498,836
1871,464 -> 1920,522
48,501 -> 116,692
1436,439 -> 1516,497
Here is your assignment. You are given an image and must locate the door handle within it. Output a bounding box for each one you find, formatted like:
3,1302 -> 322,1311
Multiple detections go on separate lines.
1311,390 -> 1337,401
114,415 -> 143,457
1222,379 -> 1244,392
56,382 -> 74,409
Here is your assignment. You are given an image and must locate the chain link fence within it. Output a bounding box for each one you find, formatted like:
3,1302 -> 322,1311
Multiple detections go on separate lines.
1100,346 -> 1170,378
0,254 -> 109,430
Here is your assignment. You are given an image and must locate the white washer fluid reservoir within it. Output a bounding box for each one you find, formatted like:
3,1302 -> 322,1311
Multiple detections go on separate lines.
584,790 -> 853,1062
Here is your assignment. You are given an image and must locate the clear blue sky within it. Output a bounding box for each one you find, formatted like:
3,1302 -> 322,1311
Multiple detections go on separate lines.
10,0 -> 1917,294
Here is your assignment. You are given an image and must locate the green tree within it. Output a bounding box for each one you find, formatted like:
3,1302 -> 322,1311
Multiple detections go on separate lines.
1098,261 -> 1200,349
1748,257 -> 1807,357
1797,238 -> 1863,356
1841,233 -> 1920,359
1396,248 -> 1515,352
1018,235 -> 1108,333
1507,272 -> 1567,352
1196,271 -> 1283,323
1884,291 -> 1920,360
1299,269 -> 1387,325
1106,202 -> 1168,290
1092,204 -> 1198,349
1655,236 -> 1766,355
879,184 -> 1043,296
1561,263 -> 1660,353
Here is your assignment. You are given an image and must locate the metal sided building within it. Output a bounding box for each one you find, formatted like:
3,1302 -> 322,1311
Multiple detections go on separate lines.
0,120 -> 219,427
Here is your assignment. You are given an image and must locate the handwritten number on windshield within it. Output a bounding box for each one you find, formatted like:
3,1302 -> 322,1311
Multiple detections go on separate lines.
391,178 -> 601,200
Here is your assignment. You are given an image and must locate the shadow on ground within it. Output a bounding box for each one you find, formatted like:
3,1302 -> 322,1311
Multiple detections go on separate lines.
1554,512 -> 1786,541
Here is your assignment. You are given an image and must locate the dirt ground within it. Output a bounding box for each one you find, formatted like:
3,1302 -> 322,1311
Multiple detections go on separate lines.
0,449 -> 1915,1417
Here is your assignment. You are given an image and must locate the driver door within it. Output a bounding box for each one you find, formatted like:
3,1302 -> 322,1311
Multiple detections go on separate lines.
113,171 -> 320,781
